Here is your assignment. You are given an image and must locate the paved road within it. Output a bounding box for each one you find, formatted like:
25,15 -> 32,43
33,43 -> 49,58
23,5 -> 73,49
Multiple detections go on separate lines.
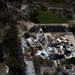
18,25 -> 36,75
25,60 -> 35,75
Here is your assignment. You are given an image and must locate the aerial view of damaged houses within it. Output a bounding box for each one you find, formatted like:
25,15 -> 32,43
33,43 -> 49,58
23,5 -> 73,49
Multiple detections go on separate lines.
0,0 -> 75,75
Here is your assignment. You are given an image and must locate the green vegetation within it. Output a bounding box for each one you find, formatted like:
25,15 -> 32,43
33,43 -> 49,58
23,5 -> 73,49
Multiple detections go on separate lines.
33,57 -> 53,75
0,30 -> 2,41
66,64 -> 72,69
60,59 -> 72,70
33,57 -> 41,75
0,0 -> 74,75
60,59 -> 69,65
2,23 -> 23,75
28,0 -> 74,23
56,66 -> 62,72
35,9 -> 68,23
0,0 -> 26,75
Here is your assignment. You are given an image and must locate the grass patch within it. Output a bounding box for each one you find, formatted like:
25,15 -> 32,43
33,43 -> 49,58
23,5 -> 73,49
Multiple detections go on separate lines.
35,9 -> 68,23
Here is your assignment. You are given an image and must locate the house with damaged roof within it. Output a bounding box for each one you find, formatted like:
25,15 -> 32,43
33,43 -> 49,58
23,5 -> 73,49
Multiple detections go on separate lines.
24,24 -> 75,66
